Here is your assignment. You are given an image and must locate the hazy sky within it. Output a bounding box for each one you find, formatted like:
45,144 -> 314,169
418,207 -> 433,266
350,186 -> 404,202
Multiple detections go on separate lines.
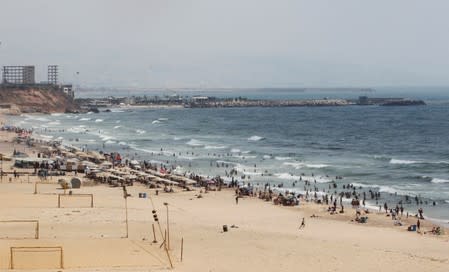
1,0 -> 448,88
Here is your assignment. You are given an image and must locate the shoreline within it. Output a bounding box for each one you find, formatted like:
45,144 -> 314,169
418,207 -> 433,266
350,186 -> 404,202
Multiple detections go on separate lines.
1,113 -> 449,271
4,111 -> 449,229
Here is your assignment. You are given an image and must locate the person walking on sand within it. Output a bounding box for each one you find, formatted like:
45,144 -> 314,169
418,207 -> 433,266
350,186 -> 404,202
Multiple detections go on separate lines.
235,196 -> 239,205
299,217 -> 305,229
417,219 -> 421,232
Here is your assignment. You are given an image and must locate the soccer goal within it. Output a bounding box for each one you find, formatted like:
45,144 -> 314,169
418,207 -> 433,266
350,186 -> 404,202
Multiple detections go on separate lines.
57,193 -> 94,208
0,220 -> 39,239
10,246 -> 64,269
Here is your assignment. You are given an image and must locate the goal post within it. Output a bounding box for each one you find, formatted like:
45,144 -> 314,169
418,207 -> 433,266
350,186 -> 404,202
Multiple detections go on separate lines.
10,246 -> 64,269
57,193 -> 94,208
0,220 -> 39,239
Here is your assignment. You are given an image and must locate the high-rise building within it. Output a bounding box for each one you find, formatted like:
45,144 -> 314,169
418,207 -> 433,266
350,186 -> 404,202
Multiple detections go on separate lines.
2,66 -> 35,84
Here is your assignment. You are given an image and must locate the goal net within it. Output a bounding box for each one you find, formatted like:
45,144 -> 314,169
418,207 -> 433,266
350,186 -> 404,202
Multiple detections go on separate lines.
0,220 -> 39,239
10,246 -> 63,269
58,193 -> 94,208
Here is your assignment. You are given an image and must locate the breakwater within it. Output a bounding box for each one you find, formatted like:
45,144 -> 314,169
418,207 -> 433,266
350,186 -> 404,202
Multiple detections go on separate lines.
76,95 -> 425,109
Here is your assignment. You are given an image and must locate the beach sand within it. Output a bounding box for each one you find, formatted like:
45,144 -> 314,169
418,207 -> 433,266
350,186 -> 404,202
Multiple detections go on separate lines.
0,124 -> 448,271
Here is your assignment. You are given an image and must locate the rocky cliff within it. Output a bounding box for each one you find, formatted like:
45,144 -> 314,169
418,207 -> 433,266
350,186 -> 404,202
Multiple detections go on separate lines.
0,86 -> 79,114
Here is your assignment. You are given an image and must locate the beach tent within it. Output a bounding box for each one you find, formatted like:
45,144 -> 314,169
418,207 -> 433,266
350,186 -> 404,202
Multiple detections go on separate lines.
71,177 -> 81,188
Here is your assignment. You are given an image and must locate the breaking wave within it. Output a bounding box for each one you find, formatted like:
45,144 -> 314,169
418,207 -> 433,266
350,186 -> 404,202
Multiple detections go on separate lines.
248,135 -> 265,141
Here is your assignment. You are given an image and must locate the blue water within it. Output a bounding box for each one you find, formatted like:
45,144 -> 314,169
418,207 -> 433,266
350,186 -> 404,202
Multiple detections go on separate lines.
8,88 -> 449,224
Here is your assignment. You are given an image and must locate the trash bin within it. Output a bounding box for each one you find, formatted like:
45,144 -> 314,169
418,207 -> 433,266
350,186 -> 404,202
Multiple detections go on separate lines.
223,225 -> 228,232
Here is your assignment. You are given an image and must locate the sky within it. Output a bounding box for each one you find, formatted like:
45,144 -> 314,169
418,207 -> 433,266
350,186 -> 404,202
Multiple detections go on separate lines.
0,0 -> 448,88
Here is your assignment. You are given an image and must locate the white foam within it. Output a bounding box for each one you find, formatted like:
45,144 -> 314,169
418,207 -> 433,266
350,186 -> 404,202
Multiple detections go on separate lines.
232,154 -> 257,159
204,145 -> 227,149
275,156 -> 290,161
431,178 -> 449,184
114,125 -> 121,129
47,121 -> 61,125
389,159 -> 418,164
275,173 -> 303,180
248,135 -> 265,141
51,113 -> 63,116
284,162 -> 329,169
136,129 -> 146,134
186,139 -> 204,147
445,200 -> 449,204
174,136 -> 182,141
152,120 -> 161,124
118,141 -> 127,146
158,118 -> 168,121
79,118 -> 91,121
105,140 -> 116,144
263,155 -> 272,159
95,119 -> 104,123
230,148 -> 241,153
37,134 -> 54,140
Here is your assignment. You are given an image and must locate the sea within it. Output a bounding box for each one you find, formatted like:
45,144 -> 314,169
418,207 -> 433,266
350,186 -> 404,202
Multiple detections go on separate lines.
7,87 -> 449,225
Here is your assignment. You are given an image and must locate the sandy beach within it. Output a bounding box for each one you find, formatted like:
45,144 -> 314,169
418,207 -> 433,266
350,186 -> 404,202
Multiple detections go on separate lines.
1,118 -> 448,272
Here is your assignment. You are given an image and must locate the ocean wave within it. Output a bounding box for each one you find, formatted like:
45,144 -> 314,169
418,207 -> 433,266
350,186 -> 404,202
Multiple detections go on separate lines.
186,139 -> 204,147
173,136 -> 182,141
99,134 -> 115,141
431,178 -> 449,184
230,148 -> 241,153
232,155 -> 257,159
152,120 -> 161,124
389,159 -> 419,165
95,119 -> 104,123
67,127 -> 85,134
274,173 -> 331,183
25,116 -> 50,122
263,155 -> 272,159
79,118 -> 91,121
114,125 -> 121,129
445,200 -> 449,204
204,145 -> 227,149
248,135 -> 265,141
389,158 -> 449,166
275,156 -> 291,161
373,155 -> 391,161
284,162 -> 329,169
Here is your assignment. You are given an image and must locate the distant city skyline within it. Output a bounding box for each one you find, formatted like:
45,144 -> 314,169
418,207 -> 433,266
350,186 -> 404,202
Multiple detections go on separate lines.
1,0 -> 449,88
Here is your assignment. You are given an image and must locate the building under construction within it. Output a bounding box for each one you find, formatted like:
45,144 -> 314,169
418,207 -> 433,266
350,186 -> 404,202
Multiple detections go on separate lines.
1,65 -> 74,98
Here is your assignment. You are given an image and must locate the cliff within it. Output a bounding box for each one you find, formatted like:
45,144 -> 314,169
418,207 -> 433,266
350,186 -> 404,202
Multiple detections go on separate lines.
0,86 -> 79,114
